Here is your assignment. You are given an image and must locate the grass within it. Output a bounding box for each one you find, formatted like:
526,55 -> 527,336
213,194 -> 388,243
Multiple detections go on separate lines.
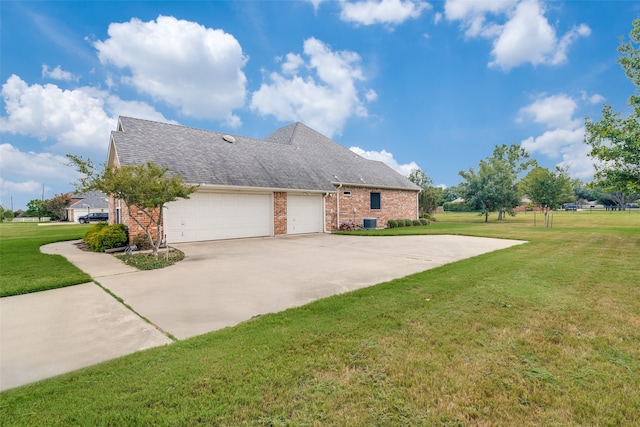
1,211 -> 639,425
0,223 -> 91,297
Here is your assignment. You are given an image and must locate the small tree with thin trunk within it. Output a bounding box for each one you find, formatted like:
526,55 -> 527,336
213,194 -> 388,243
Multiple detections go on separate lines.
520,166 -> 573,227
67,155 -> 198,256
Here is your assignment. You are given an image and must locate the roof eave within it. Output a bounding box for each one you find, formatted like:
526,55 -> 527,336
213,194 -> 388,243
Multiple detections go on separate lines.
331,182 -> 420,192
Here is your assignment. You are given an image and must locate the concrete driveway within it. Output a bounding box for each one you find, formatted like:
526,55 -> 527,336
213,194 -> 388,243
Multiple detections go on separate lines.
1,233 -> 525,390
101,234 -> 525,339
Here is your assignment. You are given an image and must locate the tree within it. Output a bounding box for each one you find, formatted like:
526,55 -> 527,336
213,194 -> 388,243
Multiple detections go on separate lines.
67,155 -> 198,256
408,168 -> 439,214
585,19 -> 640,195
43,193 -> 72,221
458,143 -> 536,222
520,167 -> 573,227
0,205 -> 11,222
24,199 -> 46,220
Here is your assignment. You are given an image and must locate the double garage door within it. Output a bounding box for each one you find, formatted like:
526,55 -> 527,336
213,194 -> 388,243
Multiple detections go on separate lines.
164,192 -> 323,243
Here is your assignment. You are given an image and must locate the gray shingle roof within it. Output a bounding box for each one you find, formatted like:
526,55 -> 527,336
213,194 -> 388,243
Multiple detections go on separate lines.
110,117 -> 420,193
69,191 -> 109,209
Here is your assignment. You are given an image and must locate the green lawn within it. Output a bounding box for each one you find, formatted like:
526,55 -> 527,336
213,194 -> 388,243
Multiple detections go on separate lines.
0,223 -> 91,297
1,211 -> 639,425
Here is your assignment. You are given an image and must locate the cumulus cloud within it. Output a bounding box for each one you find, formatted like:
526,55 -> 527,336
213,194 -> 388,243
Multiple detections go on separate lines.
445,0 -> 590,70
349,146 -> 419,176
518,94 -> 580,129
94,15 -> 247,127
42,64 -> 78,82
339,0 -> 431,26
251,37 -> 375,137
0,143 -> 81,205
518,93 -> 594,179
0,75 -> 173,153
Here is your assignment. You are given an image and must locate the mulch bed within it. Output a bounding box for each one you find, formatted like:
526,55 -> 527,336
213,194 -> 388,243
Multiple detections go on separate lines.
73,242 -> 92,252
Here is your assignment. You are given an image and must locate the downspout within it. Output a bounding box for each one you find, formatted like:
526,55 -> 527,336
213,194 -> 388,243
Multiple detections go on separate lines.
323,192 -> 330,233
336,183 -> 343,230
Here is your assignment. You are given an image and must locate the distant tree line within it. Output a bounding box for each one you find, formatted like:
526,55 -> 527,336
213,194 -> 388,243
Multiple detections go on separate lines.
1,193 -> 72,222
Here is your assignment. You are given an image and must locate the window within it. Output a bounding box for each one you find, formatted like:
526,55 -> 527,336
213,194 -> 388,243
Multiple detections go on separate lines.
343,190 -> 351,196
370,192 -> 381,210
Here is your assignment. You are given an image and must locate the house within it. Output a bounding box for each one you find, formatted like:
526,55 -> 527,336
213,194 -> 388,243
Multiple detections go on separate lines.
67,191 -> 109,222
107,116 -> 420,243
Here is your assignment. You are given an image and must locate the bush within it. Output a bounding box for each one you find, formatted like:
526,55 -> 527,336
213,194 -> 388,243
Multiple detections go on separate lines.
404,219 -> 413,227
396,219 -> 405,227
130,233 -> 153,250
443,202 -> 469,212
412,220 -> 421,226
83,223 -> 128,252
83,223 -> 108,251
419,218 -> 430,226
387,219 -> 397,229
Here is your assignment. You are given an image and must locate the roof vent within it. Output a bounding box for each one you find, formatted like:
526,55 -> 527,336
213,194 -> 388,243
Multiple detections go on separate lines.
222,134 -> 236,143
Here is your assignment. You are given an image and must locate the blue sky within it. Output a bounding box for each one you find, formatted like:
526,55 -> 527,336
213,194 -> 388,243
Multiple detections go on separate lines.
1,0 -> 638,211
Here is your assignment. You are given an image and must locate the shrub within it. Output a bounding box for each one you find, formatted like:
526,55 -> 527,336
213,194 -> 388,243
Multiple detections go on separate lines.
419,218 -> 430,226
412,220 -> 422,226
83,223 -> 128,252
420,213 -> 431,220
83,223 -> 108,250
130,233 -> 153,250
443,202 -> 469,212
404,219 -> 413,227
387,219 -> 397,229
396,219 -> 405,227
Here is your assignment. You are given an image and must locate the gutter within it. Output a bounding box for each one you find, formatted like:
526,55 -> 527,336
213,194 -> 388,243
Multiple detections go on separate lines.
330,181 -> 420,192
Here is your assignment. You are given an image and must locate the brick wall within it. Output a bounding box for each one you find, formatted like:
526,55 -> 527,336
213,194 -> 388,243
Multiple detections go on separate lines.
274,192 -> 287,235
325,186 -> 418,230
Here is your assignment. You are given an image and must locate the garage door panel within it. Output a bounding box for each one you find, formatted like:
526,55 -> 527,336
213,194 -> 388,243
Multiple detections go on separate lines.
165,192 -> 272,243
287,194 -> 323,234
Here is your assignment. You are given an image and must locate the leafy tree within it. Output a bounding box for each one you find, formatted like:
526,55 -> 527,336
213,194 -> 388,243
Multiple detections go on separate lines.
43,193 -> 72,221
520,167 -> 573,227
442,186 -> 460,204
408,168 -> 439,214
0,205 -> 12,222
459,143 -> 536,222
585,19 -> 640,194
572,178 -> 598,204
24,199 -> 46,220
67,155 -> 198,256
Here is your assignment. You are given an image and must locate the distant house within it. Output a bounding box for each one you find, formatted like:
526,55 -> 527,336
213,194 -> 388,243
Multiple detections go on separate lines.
106,117 -> 420,243
67,191 -> 109,223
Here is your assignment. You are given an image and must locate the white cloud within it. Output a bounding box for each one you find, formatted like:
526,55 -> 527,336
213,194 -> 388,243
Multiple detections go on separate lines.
349,146 -> 419,176
340,0 -> 431,27
445,0 -> 590,70
521,127 -> 584,158
94,15 -> 247,127
42,64 -> 78,82
581,91 -> 605,105
0,75 -> 173,153
307,0 -> 326,12
0,143 -> 81,206
518,93 -> 595,179
518,94 -> 580,129
251,38 -> 372,137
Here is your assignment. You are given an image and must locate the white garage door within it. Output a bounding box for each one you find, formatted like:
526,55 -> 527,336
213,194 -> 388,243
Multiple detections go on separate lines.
164,192 -> 272,243
287,194 -> 324,234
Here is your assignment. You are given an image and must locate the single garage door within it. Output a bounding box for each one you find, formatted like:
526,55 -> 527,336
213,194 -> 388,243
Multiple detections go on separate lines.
164,192 -> 272,243
287,194 -> 324,234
